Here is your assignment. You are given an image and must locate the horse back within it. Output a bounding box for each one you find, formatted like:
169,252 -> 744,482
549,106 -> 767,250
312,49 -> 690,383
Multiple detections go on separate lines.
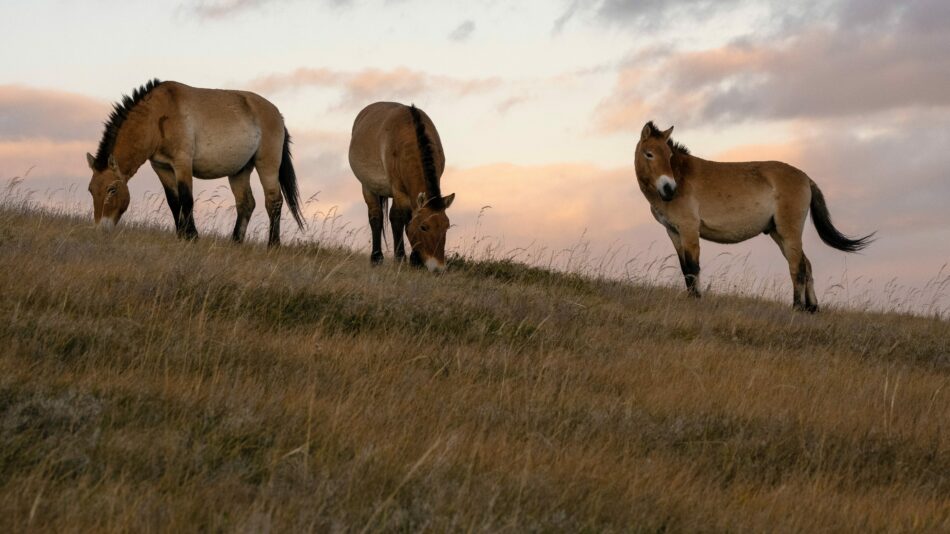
349,102 -> 445,198
157,82 -> 284,178
689,158 -> 810,199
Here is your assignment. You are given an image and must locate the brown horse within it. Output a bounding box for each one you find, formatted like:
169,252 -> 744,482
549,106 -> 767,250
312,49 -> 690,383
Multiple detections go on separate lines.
348,102 -> 455,272
635,122 -> 874,312
86,79 -> 303,245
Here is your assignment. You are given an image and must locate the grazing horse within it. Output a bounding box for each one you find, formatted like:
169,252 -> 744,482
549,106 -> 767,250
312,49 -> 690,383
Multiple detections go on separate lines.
85,79 -> 304,246
635,122 -> 874,312
349,102 -> 456,272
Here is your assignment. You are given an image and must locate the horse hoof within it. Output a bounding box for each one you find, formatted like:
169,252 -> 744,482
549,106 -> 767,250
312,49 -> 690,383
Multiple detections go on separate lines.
370,252 -> 384,265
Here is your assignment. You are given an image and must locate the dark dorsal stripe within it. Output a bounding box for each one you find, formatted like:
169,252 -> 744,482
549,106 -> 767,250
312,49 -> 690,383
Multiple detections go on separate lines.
93,79 -> 163,171
408,104 -> 444,210
645,120 -> 690,155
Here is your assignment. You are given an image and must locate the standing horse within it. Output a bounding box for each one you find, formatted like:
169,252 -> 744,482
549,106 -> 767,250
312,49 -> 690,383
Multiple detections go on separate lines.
349,102 -> 456,272
635,122 -> 874,312
86,79 -> 304,245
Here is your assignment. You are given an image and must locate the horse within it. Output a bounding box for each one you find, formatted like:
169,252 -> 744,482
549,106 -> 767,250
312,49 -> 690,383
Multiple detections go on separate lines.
348,102 -> 456,273
85,79 -> 304,246
635,122 -> 874,312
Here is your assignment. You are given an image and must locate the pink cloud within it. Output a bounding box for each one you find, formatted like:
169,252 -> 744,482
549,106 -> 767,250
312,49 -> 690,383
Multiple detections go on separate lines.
0,140 -> 91,179
248,67 -> 501,108
0,85 -> 107,141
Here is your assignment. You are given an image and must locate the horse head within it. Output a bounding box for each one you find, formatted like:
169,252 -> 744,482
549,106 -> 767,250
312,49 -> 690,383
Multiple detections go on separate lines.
407,191 -> 455,273
86,153 -> 130,230
636,122 -> 678,201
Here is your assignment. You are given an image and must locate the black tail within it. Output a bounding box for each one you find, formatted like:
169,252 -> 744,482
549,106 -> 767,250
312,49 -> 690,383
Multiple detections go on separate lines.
809,180 -> 874,252
380,196 -> 389,249
279,127 -> 305,229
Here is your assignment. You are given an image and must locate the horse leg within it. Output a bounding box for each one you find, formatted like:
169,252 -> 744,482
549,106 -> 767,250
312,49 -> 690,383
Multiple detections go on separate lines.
389,201 -> 411,263
680,232 -> 702,298
676,227 -> 702,298
769,230 -> 813,312
363,187 -> 384,265
228,164 -> 256,243
803,254 -> 819,312
151,162 -> 181,233
173,163 -> 198,240
665,227 -> 701,298
255,159 -> 283,247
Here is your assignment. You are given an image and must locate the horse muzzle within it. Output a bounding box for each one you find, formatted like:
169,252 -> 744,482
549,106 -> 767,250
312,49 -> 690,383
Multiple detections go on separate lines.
425,257 -> 446,273
98,218 -> 116,232
659,185 -> 676,201
656,175 -> 677,201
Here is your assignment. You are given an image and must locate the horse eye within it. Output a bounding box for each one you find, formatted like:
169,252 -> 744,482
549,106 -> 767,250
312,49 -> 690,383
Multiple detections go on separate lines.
645,152 -> 654,160
421,225 -> 430,232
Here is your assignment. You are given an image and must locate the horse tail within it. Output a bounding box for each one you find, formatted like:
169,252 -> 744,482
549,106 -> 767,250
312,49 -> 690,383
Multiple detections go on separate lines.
380,196 -> 389,249
279,127 -> 305,229
809,180 -> 874,252
408,104 -> 443,209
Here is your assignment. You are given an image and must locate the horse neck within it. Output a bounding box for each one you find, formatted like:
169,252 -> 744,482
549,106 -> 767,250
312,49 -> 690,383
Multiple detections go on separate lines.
671,152 -> 692,181
113,104 -> 159,180
390,141 -> 434,210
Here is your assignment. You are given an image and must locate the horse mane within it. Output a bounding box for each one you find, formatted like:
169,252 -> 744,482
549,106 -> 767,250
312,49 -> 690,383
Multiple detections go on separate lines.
408,104 -> 443,210
645,120 -> 690,155
93,79 -> 163,171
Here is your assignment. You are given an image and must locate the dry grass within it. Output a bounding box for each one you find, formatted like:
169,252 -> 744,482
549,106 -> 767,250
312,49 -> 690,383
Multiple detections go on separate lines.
1,193 -> 948,532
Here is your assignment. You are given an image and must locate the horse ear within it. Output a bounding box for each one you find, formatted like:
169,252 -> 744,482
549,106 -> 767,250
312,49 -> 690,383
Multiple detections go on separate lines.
442,193 -> 455,209
641,123 -> 653,141
417,192 -> 427,207
86,152 -> 96,170
661,126 -> 674,141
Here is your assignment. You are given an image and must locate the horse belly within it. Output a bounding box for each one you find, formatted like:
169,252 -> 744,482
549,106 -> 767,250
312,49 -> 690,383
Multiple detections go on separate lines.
700,205 -> 774,244
358,168 -> 393,197
350,152 -> 393,197
192,127 -> 261,179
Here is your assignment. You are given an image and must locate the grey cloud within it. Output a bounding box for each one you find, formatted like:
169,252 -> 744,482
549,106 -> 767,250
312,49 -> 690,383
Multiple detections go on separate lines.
185,0 -> 352,19
596,0 -> 950,130
553,0 -> 747,32
552,0 -> 584,34
449,20 -> 476,42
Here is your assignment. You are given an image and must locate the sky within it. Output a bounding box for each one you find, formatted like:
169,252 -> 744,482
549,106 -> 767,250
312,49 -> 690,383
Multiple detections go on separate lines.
1,0 -> 949,313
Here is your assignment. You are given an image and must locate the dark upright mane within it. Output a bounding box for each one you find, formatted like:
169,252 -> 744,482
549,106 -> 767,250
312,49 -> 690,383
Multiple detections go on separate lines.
408,104 -> 443,210
93,79 -> 163,171
645,120 -> 690,155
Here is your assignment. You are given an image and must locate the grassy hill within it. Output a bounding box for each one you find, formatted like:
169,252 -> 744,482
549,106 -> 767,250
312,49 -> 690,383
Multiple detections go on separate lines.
1,203 -> 948,532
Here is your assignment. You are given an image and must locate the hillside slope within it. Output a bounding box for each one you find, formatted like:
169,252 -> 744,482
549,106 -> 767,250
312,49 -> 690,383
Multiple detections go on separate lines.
1,206 -> 948,532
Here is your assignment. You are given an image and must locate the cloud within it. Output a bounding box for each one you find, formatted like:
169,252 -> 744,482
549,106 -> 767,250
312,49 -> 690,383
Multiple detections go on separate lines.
185,0 -> 284,19
0,140 -> 92,180
448,20 -> 476,42
248,67 -> 501,108
594,0 -> 950,131
552,0 -> 584,34
553,0 -> 747,33
183,0 -> 352,19
0,85 -> 108,142
442,162 -> 649,256
495,93 -> 533,114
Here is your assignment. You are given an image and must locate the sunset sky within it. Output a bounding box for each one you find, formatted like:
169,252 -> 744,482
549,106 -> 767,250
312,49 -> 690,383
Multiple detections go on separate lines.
2,0 -> 949,311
